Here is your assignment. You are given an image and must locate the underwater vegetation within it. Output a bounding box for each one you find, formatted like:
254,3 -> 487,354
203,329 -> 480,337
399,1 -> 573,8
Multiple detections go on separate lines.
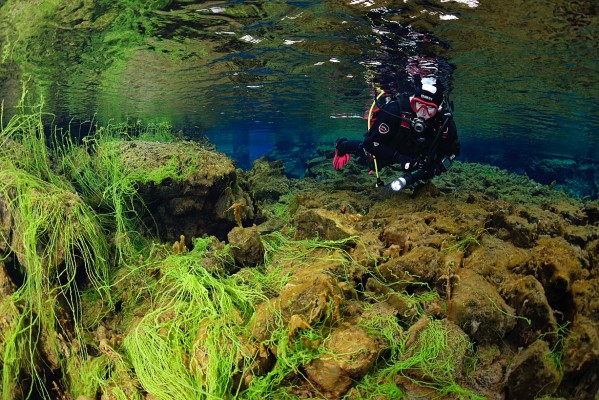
1,99 -> 598,400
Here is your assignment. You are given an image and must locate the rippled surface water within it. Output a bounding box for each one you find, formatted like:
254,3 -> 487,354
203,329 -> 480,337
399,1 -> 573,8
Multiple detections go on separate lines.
0,0 -> 598,193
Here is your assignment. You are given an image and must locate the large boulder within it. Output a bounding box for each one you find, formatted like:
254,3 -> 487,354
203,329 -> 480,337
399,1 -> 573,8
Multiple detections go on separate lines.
114,141 -> 254,243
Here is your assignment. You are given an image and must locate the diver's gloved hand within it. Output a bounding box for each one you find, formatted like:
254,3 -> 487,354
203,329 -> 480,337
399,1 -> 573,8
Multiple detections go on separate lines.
393,153 -> 419,171
333,151 -> 350,170
333,138 -> 351,170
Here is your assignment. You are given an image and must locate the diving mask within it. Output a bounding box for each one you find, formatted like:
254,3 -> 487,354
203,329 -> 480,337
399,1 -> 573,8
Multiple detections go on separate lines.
410,97 -> 439,119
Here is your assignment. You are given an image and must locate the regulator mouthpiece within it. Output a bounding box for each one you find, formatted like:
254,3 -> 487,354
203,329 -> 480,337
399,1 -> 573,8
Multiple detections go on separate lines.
412,118 -> 426,133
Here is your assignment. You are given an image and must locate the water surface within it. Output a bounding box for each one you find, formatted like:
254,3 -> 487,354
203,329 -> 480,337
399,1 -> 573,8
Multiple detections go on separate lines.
0,0 -> 597,195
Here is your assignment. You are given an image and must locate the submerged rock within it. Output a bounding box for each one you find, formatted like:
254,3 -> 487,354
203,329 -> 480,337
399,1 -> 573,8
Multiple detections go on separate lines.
114,140 -> 254,242
0,260 -> 16,296
559,315 -> 599,399
397,316 -> 472,391
245,157 -> 290,202
227,225 -> 264,268
557,276 -> 599,399
304,324 -> 380,399
448,268 -> 516,345
0,195 -> 11,254
528,236 -> 584,309
250,268 -> 344,342
294,207 -> 359,240
501,275 -> 558,347
505,339 -> 562,400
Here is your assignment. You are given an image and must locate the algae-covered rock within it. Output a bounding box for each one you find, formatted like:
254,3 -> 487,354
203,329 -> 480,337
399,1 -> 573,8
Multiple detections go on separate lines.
0,296 -> 23,399
558,316 -> 599,400
505,339 -> 561,400
555,277 -> 599,399
365,277 -> 418,320
571,277 -> 599,320
485,202 -> 568,248
294,207 -> 358,240
0,260 -> 16,296
380,213 -> 436,247
227,225 -> 264,268
250,270 -> 343,342
304,324 -> 379,398
528,236 -> 584,307
501,275 -> 558,347
397,316 -> 472,389
464,234 -> 530,280
0,187 -> 13,253
377,245 -> 441,289
113,140 -> 254,242
246,157 -> 290,202
469,344 -> 511,400
448,268 -> 516,344
190,320 -> 274,392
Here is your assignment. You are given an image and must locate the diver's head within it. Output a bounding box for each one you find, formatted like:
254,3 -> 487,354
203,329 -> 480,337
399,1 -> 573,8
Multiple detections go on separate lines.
410,76 -> 444,120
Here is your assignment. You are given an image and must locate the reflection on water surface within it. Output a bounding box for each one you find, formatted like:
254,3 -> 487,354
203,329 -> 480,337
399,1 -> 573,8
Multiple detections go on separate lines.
0,0 -> 597,195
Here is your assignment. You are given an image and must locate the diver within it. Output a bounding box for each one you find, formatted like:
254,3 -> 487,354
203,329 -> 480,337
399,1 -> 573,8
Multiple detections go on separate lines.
332,76 -> 460,192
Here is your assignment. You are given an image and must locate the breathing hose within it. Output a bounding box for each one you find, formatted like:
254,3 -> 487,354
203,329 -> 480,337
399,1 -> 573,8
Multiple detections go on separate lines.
368,89 -> 385,187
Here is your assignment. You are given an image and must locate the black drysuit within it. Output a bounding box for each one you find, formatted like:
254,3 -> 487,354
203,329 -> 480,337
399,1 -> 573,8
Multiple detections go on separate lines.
337,95 -> 460,186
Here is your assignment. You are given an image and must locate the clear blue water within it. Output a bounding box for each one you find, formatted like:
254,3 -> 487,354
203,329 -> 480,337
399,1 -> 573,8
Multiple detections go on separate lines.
1,0 -> 598,196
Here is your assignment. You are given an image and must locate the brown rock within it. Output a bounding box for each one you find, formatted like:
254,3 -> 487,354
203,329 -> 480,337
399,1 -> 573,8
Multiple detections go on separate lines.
0,194 -> 12,253
304,324 -> 378,398
227,225 -> 264,268
0,260 -> 16,297
250,271 -> 343,342
469,345 -> 510,400
399,316 -> 471,387
558,316 -> 599,400
379,214 -> 435,247
501,275 -> 558,347
114,140 -> 253,242
365,277 -> 417,320
294,207 -> 358,241
528,237 -> 583,307
246,157 -> 290,202
571,277 -> 599,321
505,339 -> 561,400
377,245 -> 441,289
448,268 -> 516,344
487,205 -> 566,248
464,234 -> 530,280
